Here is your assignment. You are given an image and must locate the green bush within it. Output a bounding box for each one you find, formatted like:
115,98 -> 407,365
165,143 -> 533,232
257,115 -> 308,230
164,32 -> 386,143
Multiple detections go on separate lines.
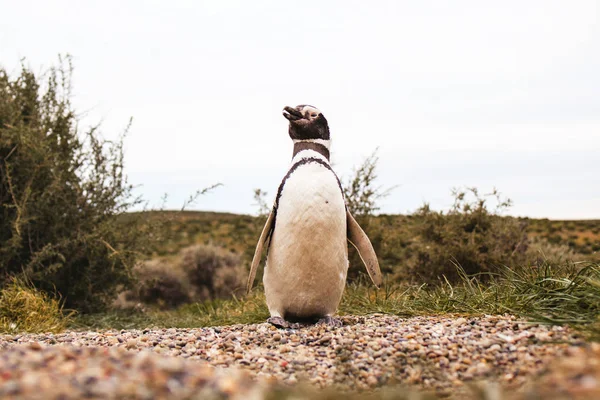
405,188 -> 529,283
0,58 -> 152,312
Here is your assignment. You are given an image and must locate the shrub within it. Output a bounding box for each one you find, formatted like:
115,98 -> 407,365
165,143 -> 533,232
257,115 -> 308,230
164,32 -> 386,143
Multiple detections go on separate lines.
343,149 -> 393,218
0,57 -> 153,312
342,149 -> 394,281
116,244 -> 245,309
404,188 -> 529,283
180,244 -> 245,300
0,278 -> 72,333
526,237 -> 578,265
131,259 -> 191,308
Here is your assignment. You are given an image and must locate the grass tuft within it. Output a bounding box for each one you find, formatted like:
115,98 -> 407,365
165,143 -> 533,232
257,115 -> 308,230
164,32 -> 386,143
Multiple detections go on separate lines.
0,278 -> 73,334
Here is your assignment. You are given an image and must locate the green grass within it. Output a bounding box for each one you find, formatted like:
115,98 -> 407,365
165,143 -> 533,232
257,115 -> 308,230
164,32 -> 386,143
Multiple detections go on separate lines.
72,293 -> 270,330
341,262 -> 600,335
73,262 -> 600,339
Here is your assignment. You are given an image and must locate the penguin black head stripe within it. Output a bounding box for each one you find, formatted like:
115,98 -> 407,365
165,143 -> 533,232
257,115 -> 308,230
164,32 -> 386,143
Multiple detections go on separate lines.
283,105 -> 330,141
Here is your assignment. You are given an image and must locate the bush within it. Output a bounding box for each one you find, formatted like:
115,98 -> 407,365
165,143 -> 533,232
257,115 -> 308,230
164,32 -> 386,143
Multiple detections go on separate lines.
0,57 -> 152,312
342,149 -> 394,281
405,188 -> 529,283
343,149 -> 395,219
340,153 -> 533,285
0,278 -> 72,333
180,244 -> 245,300
117,244 -> 245,309
131,259 -> 191,308
526,237 -> 578,265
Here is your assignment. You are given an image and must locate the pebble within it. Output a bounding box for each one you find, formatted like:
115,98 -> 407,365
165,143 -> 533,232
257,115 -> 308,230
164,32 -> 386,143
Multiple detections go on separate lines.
0,315 -> 586,399
0,346 -> 263,399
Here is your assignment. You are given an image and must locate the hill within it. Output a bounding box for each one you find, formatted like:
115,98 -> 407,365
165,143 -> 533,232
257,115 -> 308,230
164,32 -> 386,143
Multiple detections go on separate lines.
134,210 -> 600,262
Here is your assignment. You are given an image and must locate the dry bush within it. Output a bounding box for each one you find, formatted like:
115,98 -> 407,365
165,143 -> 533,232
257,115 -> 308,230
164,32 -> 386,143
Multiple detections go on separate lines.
526,237 -> 580,265
180,244 -> 245,301
0,278 -> 72,333
116,244 -> 245,309
130,259 -> 191,308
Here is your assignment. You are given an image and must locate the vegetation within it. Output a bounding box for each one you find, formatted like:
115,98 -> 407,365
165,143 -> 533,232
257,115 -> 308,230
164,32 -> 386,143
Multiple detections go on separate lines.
114,243 -> 245,310
138,211 -> 599,263
75,291 -> 268,330
343,149 -> 393,218
342,261 -> 600,333
528,218 -> 600,256
343,149 -> 394,280
0,58 -> 159,312
74,261 -> 600,339
140,204 -> 596,291
405,188 -> 528,283
0,278 -> 73,333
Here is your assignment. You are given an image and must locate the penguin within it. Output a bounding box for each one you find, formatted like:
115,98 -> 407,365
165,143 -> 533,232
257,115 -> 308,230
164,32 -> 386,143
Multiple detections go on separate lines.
247,104 -> 382,328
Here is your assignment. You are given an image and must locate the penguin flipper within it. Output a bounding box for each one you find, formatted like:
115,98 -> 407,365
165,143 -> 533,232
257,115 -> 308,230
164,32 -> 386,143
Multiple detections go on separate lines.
346,210 -> 383,288
247,209 -> 275,294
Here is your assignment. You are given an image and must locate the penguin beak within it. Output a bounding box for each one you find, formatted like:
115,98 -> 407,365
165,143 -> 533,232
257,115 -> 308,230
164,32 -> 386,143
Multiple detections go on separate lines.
283,106 -> 303,122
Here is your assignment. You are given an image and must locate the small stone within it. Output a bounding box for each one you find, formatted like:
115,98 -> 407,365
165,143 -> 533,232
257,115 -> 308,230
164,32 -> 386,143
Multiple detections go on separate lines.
28,342 -> 43,351
366,375 -> 378,387
318,336 -> 332,345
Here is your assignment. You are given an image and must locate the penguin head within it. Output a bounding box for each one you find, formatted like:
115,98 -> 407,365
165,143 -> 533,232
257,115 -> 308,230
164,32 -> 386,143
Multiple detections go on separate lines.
282,105 -> 330,141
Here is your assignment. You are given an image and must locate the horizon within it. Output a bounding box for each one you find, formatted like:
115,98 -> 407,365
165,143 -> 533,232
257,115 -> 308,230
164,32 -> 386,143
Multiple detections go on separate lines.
129,207 -> 600,222
1,1 -> 599,219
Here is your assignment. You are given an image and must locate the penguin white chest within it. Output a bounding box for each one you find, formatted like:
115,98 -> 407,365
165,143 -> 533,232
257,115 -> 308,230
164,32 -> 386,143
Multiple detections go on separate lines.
263,162 -> 348,319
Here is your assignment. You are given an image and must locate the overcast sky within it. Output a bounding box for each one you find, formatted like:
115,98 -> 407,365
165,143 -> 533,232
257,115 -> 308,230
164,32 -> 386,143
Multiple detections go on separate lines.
2,1 -> 599,219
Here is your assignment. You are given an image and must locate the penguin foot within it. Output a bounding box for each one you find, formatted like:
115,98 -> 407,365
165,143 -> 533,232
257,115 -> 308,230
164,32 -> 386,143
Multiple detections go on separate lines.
267,317 -> 305,329
267,316 -> 288,328
316,316 -> 343,328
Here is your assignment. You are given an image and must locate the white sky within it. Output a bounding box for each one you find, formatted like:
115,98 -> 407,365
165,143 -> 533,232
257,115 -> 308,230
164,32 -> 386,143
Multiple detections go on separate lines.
1,1 -> 599,219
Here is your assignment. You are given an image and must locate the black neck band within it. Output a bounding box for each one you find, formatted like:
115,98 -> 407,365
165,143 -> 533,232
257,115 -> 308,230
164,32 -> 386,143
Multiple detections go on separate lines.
293,141 -> 330,161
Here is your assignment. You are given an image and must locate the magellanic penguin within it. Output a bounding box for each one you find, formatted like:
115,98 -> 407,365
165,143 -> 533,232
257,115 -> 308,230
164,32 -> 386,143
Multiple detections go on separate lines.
247,105 -> 382,328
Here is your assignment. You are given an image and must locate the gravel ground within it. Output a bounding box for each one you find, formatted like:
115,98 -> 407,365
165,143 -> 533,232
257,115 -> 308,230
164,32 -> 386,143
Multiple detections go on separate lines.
0,314 -> 595,399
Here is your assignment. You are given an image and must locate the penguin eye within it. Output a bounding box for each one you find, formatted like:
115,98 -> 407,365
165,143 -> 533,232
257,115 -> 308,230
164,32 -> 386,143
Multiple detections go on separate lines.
310,113 -> 318,118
